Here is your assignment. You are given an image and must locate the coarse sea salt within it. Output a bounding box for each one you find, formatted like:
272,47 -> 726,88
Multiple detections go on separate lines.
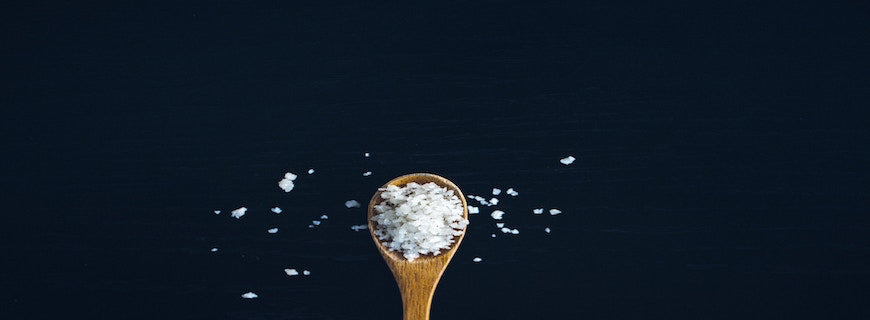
284,268 -> 299,276
231,207 -> 247,219
533,208 -> 544,215
312,220 -> 321,226
492,188 -> 501,195
320,214 -> 328,219
303,270 -> 311,275
345,200 -> 361,208
560,156 -> 576,165
473,257 -> 482,262
211,248 -> 218,252
267,228 -> 278,234
506,188 -> 518,196
214,210 -> 221,215
545,227 -> 551,233
371,182 -> 469,261
491,210 -> 504,220
491,234 -> 496,238
500,227 -> 511,233
511,229 -> 519,234
308,169 -> 315,174
496,223 -> 504,228
351,224 -> 367,231
489,198 -> 499,205
241,292 -> 258,299
278,172 -> 298,192
271,207 -> 282,214
363,171 -> 372,176
468,206 -> 479,214
549,209 -> 562,215
364,152 -> 370,157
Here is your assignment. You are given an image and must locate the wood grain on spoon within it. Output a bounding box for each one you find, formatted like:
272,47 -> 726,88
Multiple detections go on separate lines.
367,173 -> 469,320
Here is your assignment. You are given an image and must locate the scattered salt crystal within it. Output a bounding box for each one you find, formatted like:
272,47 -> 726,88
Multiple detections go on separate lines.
267,228 -> 278,233
491,210 -> 505,220
271,207 -> 282,214
496,223 -> 504,228
533,208 -> 544,215
363,171 -> 372,176
473,257 -> 482,262
214,210 -> 221,214
492,188 -> 501,195
241,292 -> 258,299
491,234 -> 496,237
468,206 -> 479,214
308,225 -> 314,228
231,207 -> 247,219
501,227 -> 511,233
511,229 -> 519,234
549,209 -> 562,215
351,224 -> 367,231
345,200 -> 361,208
278,172 -> 298,192
284,268 -> 299,276
211,248 -> 218,252
303,270 -> 311,275
560,156 -> 576,165
489,198 -> 499,205
320,214 -> 328,219
506,188 -> 518,196
545,227 -> 551,233
364,152 -> 370,157
312,220 -> 321,226
308,169 -> 315,174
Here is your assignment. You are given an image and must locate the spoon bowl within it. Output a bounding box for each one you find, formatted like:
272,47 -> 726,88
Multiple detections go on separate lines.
367,173 -> 469,320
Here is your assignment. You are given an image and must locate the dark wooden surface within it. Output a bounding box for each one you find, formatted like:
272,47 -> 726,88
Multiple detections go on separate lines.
5,1 -> 870,319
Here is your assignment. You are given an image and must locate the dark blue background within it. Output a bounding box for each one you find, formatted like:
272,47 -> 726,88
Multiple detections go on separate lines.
4,1 -> 870,319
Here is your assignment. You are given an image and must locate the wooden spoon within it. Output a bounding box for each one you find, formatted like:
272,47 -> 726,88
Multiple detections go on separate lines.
367,173 -> 469,320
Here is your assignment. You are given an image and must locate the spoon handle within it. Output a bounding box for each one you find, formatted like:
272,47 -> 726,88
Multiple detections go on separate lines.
395,266 -> 443,320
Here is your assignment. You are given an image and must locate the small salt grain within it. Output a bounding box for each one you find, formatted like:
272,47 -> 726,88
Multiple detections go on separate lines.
549,209 -> 562,215
320,214 -> 328,219
214,210 -> 221,215
364,152 -> 370,157
308,225 -> 314,228
271,207 -> 282,214
506,188 -> 518,196
473,257 -> 482,262
312,220 -> 321,226
496,223 -> 504,228
303,270 -> 311,275
511,229 -> 519,234
211,248 -> 218,252
241,292 -> 258,299
501,227 -> 511,233
231,207 -> 247,219
491,234 -> 496,238
468,206 -> 479,214
533,208 -> 544,215
308,169 -> 315,174
560,156 -> 576,165
545,227 -> 551,233
489,198 -> 499,205
278,172 -> 298,192
351,224 -> 367,231
267,228 -> 278,233
284,268 -> 299,276
492,188 -> 501,195
491,210 -> 505,220
345,200 -> 361,208
363,171 -> 372,176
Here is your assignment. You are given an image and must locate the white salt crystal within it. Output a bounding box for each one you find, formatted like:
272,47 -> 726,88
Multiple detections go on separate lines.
363,171 -> 372,176
345,200 -> 361,208
214,210 -> 221,214
308,169 -> 315,174
271,207 -> 282,214
473,257 -> 482,262
267,228 -> 278,234
511,229 -> 519,234
231,207 -> 247,219
284,268 -> 299,276
468,206 -> 479,214
320,214 -> 328,219
241,292 -> 258,299
364,152 -> 370,157
549,209 -> 562,215
491,234 -> 496,238
501,227 -> 511,233
351,224 -> 367,231
491,210 -> 505,220
560,156 -> 576,165
278,172 -> 297,192
492,188 -> 501,195
506,188 -> 518,196
312,220 -> 321,226
496,223 -> 504,228
371,182 -> 469,261
211,248 -> 218,252
303,270 -> 311,275
545,227 -> 551,233
533,208 -> 544,215
489,198 -> 499,205
308,225 -> 314,228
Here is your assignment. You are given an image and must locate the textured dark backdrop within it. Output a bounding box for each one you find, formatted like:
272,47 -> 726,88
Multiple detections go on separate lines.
4,1 -> 870,319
